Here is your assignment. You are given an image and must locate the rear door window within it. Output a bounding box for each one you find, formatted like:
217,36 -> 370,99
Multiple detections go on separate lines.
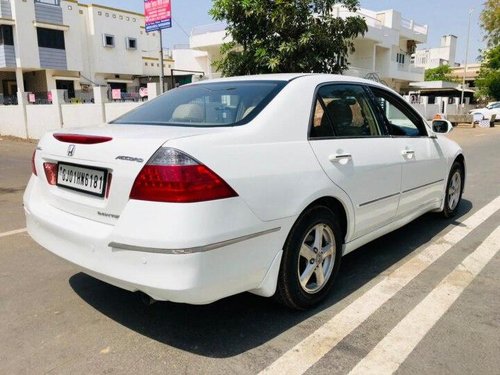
112,81 -> 286,127
310,84 -> 384,138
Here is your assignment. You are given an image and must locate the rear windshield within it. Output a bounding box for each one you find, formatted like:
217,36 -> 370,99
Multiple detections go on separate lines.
111,81 -> 287,127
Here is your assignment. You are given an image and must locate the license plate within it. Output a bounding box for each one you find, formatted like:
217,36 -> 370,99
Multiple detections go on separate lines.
57,163 -> 108,197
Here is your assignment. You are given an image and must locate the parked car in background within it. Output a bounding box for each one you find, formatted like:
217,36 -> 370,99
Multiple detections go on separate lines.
469,102 -> 500,121
25,74 -> 466,310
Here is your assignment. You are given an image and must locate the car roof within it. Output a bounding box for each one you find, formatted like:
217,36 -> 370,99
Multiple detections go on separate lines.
192,73 -> 390,90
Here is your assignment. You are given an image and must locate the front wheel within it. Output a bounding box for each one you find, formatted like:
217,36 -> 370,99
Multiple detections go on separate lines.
443,161 -> 464,218
274,206 -> 342,310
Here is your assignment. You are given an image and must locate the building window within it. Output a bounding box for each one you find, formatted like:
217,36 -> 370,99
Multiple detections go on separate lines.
0,25 -> 14,46
98,11 -> 102,15
37,28 -> 65,50
67,5 -> 72,10
102,34 -> 115,48
119,15 -> 123,20
126,37 -> 137,50
396,53 -> 406,64
145,62 -> 148,66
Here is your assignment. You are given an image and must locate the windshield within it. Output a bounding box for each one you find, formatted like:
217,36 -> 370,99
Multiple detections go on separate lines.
111,81 -> 287,127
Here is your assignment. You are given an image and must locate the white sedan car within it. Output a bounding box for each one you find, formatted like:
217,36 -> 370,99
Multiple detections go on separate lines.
25,74 -> 465,310
469,101 -> 500,121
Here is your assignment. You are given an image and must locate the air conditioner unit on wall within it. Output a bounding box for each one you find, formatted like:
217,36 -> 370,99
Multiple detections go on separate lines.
407,40 -> 417,55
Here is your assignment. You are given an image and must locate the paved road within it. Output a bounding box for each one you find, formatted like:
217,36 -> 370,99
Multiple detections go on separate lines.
0,128 -> 499,375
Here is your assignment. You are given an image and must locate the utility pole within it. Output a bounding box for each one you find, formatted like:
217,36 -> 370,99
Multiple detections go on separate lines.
159,31 -> 165,93
460,8 -> 473,109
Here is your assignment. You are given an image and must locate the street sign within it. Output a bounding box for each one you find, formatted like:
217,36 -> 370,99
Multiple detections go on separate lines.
144,0 -> 172,33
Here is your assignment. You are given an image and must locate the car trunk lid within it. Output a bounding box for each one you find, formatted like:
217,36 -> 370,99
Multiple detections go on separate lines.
35,125 -> 224,224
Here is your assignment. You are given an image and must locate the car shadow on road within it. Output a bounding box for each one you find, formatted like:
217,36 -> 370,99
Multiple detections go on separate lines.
69,199 -> 472,358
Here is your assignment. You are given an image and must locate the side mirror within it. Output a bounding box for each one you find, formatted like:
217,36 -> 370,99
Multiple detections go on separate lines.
432,120 -> 453,134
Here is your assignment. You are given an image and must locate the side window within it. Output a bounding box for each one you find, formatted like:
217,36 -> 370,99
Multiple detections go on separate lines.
370,87 -> 427,137
310,84 -> 384,138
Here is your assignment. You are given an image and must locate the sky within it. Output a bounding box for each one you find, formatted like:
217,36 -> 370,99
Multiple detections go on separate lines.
79,0 -> 486,64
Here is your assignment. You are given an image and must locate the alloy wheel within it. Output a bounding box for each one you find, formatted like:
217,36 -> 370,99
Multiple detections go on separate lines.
448,171 -> 462,210
297,224 -> 336,294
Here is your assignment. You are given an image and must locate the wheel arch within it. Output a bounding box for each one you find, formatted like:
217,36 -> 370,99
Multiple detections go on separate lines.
295,196 -> 350,245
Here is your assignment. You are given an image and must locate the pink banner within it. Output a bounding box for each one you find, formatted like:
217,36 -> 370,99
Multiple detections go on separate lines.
144,0 -> 172,32
112,89 -> 122,100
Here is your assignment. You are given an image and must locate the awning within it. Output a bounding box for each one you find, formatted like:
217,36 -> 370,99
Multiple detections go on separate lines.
0,18 -> 15,26
105,78 -> 135,84
32,21 -> 70,31
418,88 -> 475,97
53,75 -> 80,81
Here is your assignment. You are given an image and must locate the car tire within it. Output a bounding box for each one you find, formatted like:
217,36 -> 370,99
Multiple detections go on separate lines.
443,161 -> 464,218
274,205 -> 342,310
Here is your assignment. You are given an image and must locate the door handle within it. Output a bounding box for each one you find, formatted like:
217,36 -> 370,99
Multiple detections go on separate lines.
329,153 -> 352,163
402,150 -> 415,159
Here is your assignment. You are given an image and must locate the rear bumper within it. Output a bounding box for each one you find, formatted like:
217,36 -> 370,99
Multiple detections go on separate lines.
24,177 -> 290,304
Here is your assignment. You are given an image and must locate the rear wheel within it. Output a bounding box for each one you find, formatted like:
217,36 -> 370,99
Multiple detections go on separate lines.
443,161 -> 464,218
275,206 -> 342,310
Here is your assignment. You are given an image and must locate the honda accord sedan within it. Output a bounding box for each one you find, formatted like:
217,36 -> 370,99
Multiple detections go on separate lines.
24,74 -> 465,310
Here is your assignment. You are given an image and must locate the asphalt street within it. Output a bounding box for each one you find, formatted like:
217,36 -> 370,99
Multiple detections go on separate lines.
0,127 -> 499,375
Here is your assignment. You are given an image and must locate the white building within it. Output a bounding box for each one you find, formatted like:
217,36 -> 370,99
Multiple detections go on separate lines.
0,0 -> 173,104
414,35 -> 458,69
184,5 -> 428,93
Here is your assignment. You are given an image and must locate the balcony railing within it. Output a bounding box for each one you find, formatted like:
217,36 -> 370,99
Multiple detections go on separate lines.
34,0 -> 60,6
337,9 -> 383,29
395,62 -> 424,75
401,17 -> 428,35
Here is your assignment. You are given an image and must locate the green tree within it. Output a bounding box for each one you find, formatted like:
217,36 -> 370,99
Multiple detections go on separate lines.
424,65 -> 454,81
209,0 -> 368,77
480,0 -> 500,48
476,45 -> 500,100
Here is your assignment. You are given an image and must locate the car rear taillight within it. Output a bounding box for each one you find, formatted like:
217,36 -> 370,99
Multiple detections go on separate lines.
53,134 -> 112,144
32,150 -> 37,176
44,163 -> 58,185
130,148 -> 238,203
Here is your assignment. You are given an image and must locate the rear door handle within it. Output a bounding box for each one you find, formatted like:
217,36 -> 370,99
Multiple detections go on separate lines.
329,153 -> 352,163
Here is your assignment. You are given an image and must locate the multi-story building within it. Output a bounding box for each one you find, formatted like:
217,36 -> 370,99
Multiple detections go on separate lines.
414,35 -> 458,69
0,0 -> 173,104
449,63 -> 481,89
186,5 -> 428,93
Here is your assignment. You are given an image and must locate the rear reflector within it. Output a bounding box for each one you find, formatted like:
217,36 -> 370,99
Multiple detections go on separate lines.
53,134 -> 113,144
43,163 -> 58,185
32,150 -> 37,176
130,148 -> 238,203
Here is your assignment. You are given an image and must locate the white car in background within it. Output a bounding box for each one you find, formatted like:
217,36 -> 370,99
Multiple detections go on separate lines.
25,74 -> 465,310
469,101 -> 500,121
